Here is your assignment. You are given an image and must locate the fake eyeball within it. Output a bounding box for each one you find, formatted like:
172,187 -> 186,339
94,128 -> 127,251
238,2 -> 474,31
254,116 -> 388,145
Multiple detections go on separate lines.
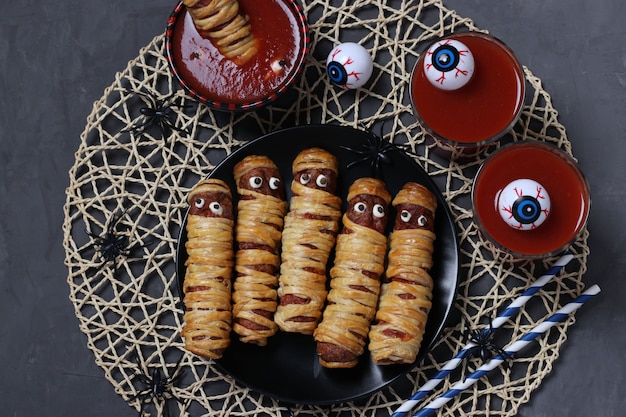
497,178 -> 551,230
424,39 -> 475,91
326,42 -> 373,89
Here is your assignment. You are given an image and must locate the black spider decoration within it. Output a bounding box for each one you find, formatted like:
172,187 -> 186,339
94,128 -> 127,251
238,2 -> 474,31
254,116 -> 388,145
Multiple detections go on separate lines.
340,123 -> 399,179
129,355 -> 185,417
86,208 -> 130,264
123,88 -> 191,138
85,207 -> 146,270
461,318 -> 512,377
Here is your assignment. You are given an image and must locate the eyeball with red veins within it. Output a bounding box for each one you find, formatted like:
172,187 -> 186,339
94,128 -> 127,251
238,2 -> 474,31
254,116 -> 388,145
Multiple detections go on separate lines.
424,39 -> 475,91
497,178 -> 551,230
326,42 -> 373,89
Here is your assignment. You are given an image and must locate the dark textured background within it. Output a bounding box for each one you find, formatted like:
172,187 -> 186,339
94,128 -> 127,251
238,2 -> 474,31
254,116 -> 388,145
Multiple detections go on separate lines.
1,1 -> 624,416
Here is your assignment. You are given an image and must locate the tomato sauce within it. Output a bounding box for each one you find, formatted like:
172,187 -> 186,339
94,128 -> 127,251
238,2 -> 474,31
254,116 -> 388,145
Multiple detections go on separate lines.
472,142 -> 590,257
170,0 -> 302,105
411,32 -> 525,145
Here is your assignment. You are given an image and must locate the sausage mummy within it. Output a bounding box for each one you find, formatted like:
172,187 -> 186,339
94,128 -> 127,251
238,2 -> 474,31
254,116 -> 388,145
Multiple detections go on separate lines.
314,177 -> 392,368
181,179 -> 235,359
182,0 -> 259,66
232,155 -> 287,346
275,148 -> 342,334
368,182 -> 437,364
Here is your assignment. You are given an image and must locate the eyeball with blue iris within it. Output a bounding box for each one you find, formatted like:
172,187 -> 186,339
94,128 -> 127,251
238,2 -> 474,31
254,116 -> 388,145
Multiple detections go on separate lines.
497,178 -> 551,230
326,42 -> 373,89
424,39 -> 475,91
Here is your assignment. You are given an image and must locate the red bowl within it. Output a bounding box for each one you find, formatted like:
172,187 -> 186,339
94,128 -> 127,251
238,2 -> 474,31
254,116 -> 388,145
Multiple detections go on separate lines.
165,0 -> 310,111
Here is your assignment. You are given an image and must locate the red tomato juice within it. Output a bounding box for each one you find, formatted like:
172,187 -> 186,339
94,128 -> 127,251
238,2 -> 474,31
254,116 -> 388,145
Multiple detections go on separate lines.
472,142 -> 590,257
411,32 -> 525,145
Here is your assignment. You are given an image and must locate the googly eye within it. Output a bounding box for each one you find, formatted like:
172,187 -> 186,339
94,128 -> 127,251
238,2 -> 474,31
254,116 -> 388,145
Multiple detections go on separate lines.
194,198 -> 205,209
373,204 -> 385,218
316,174 -> 329,188
269,177 -> 281,190
326,42 -> 373,89
299,173 -> 311,185
424,39 -> 475,91
209,202 -> 223,216
354,202 -> 367,214
271,58 -> 286,74
497,178 -> 551,230
400,210 -> 412,223
418,215 -> 428,226
249,176 -> 263,189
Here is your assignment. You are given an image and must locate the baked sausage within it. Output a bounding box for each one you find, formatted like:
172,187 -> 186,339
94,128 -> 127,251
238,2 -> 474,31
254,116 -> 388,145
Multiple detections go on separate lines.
275,148 -> 342,334
181,179 -> 235,359
368,182 -> 437,364
232,155 -> 287,346
314,177 -> 391,368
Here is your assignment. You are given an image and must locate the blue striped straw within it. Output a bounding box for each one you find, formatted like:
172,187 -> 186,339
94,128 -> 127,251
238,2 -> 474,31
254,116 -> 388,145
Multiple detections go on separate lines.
412,284 -> 601,417
391,252 -> 574,417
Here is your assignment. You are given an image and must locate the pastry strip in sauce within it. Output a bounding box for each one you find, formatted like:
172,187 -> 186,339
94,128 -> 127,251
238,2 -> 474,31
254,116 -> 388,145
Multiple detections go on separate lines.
182,0 -> 258,65
232,155 -> 287,346
275,148 -> 342,334
181,179 -> 235,359
368,182 -> 437,364
314,178 -> 391,368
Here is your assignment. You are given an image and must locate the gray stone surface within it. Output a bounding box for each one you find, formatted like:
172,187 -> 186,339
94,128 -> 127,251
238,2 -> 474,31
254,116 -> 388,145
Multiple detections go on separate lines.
1,1 -> 624,415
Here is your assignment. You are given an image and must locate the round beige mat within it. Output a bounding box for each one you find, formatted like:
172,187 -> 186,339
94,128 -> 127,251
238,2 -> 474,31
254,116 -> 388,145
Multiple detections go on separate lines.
63,0 -> 590,415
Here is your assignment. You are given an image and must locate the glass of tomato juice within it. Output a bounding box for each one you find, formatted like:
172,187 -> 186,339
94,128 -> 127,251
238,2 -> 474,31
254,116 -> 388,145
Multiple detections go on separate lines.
472,141 -> 590,260
410,32 -> 525,159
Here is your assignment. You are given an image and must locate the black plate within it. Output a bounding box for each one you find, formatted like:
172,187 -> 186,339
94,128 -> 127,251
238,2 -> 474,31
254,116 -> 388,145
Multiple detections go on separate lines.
176,124 -> 459,405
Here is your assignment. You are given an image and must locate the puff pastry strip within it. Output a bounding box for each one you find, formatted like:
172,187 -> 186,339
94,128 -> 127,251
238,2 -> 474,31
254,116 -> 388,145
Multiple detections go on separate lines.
182,0 -> 259,65
275,148 -> 342,334
369,182 -> 438,364
181,179 -> 235,359
232,155 -> 287,346
314,178 -> 391,368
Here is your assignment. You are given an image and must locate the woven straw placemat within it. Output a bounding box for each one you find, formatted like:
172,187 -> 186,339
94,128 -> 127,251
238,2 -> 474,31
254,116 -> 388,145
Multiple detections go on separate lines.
63,0 -> 590,416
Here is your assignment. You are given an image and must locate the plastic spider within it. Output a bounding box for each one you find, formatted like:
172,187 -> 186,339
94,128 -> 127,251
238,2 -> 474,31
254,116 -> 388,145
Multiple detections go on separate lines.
85,207 -> 145,270
85,208 -> 130,264
123,89 -> 191,138
461,318 -> 512,377
130,355 -> 185,417
340,123 -> 399,179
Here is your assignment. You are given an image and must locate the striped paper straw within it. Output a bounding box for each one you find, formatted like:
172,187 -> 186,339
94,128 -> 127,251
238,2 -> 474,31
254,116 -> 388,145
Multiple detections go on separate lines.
412,284 -> 601,417
390,252 -> 574,417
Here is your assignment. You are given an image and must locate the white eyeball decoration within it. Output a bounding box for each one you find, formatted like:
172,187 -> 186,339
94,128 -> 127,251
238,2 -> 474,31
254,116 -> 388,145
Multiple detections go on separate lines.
424,39 -> 475,91
497,178 -> 551,230
209,201 -> 224,216
326,42 -> 373,89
